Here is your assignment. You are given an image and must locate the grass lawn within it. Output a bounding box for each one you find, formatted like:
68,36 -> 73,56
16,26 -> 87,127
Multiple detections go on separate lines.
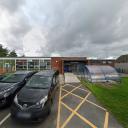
81,77 -> 128,128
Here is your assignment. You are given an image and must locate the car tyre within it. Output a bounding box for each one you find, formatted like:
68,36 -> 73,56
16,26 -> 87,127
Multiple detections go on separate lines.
48,99 -> 53,115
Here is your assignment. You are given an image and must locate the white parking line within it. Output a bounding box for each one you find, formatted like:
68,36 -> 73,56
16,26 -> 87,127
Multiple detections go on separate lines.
0,113 -> 11,126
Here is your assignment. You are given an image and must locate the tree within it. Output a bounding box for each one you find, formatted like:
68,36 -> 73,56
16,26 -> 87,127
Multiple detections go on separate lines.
8,50 -> 17,57
0,44 -> 8,57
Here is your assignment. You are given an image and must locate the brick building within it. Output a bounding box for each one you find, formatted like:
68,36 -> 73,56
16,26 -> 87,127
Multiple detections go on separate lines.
51,57 -> 87,74
0,57 -> 117,74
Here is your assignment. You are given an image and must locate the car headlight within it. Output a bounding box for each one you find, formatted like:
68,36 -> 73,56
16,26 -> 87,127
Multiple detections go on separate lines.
3,92 -> 11,98
0,87 -> 14,97
36,96 -> 48,108
14,95 -> 18,104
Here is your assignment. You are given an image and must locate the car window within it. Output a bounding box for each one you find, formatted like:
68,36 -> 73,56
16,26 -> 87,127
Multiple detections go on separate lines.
26,75 -> 52,89
0,74 -> 26,83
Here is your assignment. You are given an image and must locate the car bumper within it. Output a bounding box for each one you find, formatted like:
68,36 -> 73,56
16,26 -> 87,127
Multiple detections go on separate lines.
11,102 -> 50,121
0,96 -> 12,108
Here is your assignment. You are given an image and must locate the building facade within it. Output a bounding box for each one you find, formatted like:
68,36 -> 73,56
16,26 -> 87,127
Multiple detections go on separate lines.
0,57 -> 51,74
0,56 -> 118,74
51,57 -> 87,74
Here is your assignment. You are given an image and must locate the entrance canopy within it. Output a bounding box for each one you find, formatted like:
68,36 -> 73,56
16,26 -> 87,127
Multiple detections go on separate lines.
62,57 -> 87,74
84,65 -> 120,82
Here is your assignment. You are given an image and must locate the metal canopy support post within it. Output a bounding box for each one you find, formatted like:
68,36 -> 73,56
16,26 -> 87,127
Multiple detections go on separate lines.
15,59 -> 16,71
39,59 -> 40,71
3,59 -> 4,72
27,59 -> 28,71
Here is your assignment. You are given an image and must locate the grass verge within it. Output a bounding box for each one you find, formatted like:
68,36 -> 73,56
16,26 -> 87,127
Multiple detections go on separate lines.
81,77 -> 128,128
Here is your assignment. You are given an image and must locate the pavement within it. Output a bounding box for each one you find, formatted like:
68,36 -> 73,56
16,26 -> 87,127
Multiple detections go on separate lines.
56,73 -> 123,128
0,73 -> 123,128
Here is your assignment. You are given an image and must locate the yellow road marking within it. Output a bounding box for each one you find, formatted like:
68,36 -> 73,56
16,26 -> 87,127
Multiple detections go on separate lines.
61,102 -> 97,128
61,85 -> 81,100
62,84 -> 71,87
61,92 -> 91,128
64,84 -> 89,92
104,112 -> 109,128
86,99 -> 106,111
62,88 -> 84,100
56,85 -> 62,128
57,82 -> 109,128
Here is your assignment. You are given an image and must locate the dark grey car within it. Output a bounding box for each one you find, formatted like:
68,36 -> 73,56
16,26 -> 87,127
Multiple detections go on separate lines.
0,71 -> 35,108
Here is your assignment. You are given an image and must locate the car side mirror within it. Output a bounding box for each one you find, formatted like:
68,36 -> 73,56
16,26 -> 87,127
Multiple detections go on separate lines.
24,78 -> 28,82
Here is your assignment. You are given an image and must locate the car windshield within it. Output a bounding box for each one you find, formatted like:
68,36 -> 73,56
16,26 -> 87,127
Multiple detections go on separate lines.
0,74 -> 26,83
26,75 -> 51,89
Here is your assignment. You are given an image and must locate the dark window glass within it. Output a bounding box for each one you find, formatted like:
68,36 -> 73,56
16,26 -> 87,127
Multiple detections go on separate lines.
1,74 -> 25,83
26,75 -> 51,89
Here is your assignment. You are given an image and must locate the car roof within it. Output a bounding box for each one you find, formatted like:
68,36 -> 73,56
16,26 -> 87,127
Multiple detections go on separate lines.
14,71 -> 33,75
35,70 -> 57,77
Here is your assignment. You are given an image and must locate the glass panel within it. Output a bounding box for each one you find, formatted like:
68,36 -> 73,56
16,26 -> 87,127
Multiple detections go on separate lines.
85,65 -> 120,82
16,60 -> 27,71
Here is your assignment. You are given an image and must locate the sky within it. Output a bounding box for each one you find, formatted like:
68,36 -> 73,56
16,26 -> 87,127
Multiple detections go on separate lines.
0,0 -> 128,59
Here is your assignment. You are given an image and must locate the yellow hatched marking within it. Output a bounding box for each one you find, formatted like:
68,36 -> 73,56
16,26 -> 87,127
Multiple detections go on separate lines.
62,84 -> 71,87
64,84 -> 89,92
104,112 -> 109,128
57,82 -> 109,128
61,102 -> 97,128
61,92 -> 91,128
56,86 -> 62,128
86,100 -> 106,111
62,88 -> 84,100
61,85 -> 81,100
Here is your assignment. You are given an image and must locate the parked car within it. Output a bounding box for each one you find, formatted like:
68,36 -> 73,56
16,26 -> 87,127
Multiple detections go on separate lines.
11,70 -> 59,121
0,71 -> 35,107
0,74 -> 4,80
0,73 -> 10,80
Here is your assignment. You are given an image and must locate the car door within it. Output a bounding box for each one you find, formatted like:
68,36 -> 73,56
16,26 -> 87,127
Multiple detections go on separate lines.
51,76 -> 56,98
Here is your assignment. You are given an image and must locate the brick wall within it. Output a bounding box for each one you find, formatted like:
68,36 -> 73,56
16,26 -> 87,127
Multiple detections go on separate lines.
51,57 -> 63,74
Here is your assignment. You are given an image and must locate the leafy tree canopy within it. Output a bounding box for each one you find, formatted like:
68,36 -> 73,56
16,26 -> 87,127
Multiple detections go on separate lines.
0,44 -> 18,57
0,44 -> 8,57
8,50 -> 17,57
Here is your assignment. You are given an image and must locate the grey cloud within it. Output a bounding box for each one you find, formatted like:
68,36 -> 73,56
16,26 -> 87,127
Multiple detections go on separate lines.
0,1 -> 31,55
42,0 -> 126,56
0,0 -> 128,58
0,0 -> 25,12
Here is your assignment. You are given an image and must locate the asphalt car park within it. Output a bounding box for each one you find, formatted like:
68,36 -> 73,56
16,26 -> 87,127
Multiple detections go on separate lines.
57,73 -> 123,128
0,90 -> 59,128
0,73 -> 123,128
0,70 -> 60,128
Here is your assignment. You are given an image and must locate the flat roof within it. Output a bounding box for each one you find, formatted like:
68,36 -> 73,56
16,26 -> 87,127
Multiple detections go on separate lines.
61,57 -> 87,61
0,57 -> 51,60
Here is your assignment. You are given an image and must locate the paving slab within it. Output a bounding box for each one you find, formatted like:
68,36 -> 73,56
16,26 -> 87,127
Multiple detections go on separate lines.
64,73 -> 80,83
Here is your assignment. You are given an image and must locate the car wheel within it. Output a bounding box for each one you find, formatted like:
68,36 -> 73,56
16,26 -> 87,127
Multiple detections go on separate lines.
48,99 -> 52,115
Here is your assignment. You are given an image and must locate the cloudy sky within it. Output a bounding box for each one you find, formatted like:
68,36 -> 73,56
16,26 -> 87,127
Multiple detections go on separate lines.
0,0 -> 128,58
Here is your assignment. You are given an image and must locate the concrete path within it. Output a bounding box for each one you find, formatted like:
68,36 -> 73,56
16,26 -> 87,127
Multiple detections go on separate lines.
56,73 -> 123,128
64,73 -> 80,83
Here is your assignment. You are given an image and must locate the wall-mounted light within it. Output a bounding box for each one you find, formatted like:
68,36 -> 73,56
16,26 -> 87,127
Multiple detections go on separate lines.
56,60 -> 58,63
